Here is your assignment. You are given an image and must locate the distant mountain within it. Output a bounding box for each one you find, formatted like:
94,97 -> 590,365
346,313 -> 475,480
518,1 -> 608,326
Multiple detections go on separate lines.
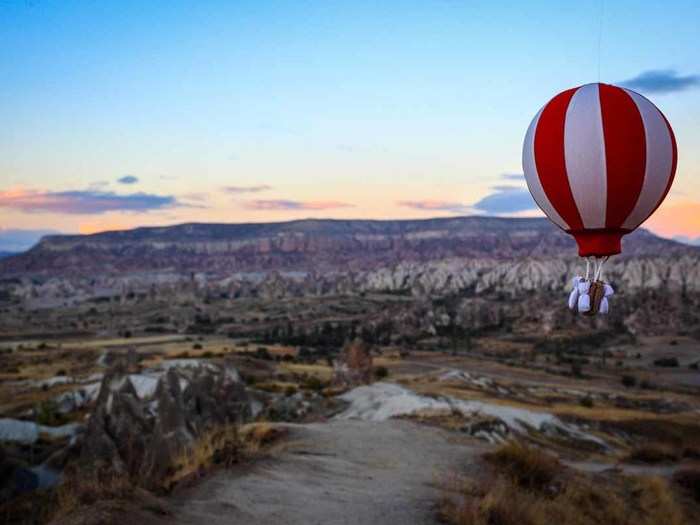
0,216 -> 692,277
0,251 -> 17,259
674,235 -> 700,246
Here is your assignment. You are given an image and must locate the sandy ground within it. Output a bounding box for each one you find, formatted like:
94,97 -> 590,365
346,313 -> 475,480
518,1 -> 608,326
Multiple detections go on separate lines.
169,419 -> 480,525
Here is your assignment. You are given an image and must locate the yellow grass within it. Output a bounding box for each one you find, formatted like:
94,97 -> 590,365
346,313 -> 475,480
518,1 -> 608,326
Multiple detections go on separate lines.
279,363 -> 333,380
441,443 -> 689,525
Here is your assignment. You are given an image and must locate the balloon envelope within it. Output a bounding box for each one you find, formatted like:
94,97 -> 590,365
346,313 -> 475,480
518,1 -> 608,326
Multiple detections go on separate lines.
522,83 -> 677,257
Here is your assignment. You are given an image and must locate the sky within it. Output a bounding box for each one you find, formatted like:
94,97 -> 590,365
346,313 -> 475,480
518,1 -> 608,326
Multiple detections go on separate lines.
1,0 -> 699,250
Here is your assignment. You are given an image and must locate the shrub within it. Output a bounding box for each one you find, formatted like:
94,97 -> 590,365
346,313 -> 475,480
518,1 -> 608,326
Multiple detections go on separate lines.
192,343 -> 203,350
255,347 -> 272,360
621,374 -> 637,388
626,443 -> 680,464
640,379 -> 656,389
483,442 -> 559,491
302,376 -> 325,392
374,366 -> 389,379
580,396 -> 594,408
653,357 -> 680,368
35,400 -> 65,426
441,450 -> 686,525
570,363 -> 583,378
673,467 -> 700,502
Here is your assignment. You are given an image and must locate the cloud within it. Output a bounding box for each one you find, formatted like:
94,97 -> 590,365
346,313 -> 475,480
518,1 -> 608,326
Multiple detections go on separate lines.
620,69 -> 700,94
0,228 -> 61,252
117,175 -> 139,185
471,187 -> 536,214
0,188 -> 186,214
398,200 -> 471,213
181,192 -> 209,202
244,199 -> 353,210
500,173 -> 524,181
223,185 -> 272,194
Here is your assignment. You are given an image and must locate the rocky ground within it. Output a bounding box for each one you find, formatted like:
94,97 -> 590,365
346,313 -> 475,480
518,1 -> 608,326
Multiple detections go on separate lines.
168,419 -> 478,525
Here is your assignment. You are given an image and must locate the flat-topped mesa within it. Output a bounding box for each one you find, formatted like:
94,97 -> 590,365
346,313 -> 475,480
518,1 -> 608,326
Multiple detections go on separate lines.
1,217 -> 693,277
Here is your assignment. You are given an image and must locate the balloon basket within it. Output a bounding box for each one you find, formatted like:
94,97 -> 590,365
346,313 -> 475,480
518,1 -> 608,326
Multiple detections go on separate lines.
582,281 -> 605,316
567,257 -> 614,316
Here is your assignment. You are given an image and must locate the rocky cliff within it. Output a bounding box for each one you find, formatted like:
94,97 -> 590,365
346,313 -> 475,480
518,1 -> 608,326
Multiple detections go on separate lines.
0,217 -> 692,277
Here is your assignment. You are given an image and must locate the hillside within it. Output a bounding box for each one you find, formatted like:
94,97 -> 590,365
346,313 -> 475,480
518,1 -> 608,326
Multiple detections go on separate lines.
0,217 -> 690,277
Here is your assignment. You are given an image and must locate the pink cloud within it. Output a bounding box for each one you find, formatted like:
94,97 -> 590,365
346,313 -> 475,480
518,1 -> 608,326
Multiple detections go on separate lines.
0,188 -> 187,214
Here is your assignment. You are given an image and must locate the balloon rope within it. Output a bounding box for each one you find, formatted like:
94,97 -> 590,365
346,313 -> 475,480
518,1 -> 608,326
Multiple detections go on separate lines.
585,257 -> 591,281
594,256 -> 609,282
597,0 -> 605,81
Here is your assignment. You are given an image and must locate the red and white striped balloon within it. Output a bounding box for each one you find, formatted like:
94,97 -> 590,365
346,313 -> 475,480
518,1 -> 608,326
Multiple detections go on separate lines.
522,83 -> 677,257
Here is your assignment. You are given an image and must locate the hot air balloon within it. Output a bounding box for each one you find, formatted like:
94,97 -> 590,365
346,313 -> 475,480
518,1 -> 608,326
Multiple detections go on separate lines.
522,83 -> 677,315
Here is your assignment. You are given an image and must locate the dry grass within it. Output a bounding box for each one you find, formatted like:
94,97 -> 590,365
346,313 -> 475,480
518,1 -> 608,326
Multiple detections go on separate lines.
53,465 -> 138,520
611,418 -> 700,460
48,422 -> 287,523
279,362 -> 333,380
441,442 -> 690,525
483,441 -> 560,491
162,424 -> 240,489
626,442 -> 681,463
239,422 -> 288,455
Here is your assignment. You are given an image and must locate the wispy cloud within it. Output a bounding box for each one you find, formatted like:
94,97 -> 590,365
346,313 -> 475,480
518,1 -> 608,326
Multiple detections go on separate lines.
620,69 -> 700,94
0,228 -> 61,252
500,173 -> 524,181
0,188 -> 188,214
398,200 -> 472,213
471,187 -> 536,214
117,175 -> 139,185
223,185 -> 272,194
244,199 -> 353,210
181,192 -> 209,202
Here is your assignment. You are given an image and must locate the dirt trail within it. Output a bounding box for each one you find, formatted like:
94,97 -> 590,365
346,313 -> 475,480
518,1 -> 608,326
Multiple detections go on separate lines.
169,419 -> 479,525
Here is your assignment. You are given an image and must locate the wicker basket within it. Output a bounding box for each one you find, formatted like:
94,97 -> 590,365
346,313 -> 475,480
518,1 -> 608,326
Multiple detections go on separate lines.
582,281 -> 605,316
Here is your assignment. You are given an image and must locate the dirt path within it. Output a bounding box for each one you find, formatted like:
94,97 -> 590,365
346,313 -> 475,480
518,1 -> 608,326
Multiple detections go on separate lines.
169,419 -> 479,525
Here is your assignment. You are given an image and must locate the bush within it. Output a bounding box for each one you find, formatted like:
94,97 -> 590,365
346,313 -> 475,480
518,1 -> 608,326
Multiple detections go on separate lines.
626,443 -> 680,464
653,357 -> 680,368
570,363 -> 583,378
192,343 -> 203,350
673,467 -> 700,503
374,366 -> 389,379
441,449 -> 686,525
255,347 -> 272,360
580,396 -> 594,408
483,442 -> 559,491
35,400 -> 65,426
302,376 -> 325,392
621,374 -> 637,388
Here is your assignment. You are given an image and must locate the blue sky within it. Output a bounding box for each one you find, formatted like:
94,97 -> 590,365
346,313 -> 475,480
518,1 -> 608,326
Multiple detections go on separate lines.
1,0 -> 699,248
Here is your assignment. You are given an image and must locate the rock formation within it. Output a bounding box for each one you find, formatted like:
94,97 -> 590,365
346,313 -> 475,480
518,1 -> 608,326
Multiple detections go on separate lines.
79,358 -> 251,483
